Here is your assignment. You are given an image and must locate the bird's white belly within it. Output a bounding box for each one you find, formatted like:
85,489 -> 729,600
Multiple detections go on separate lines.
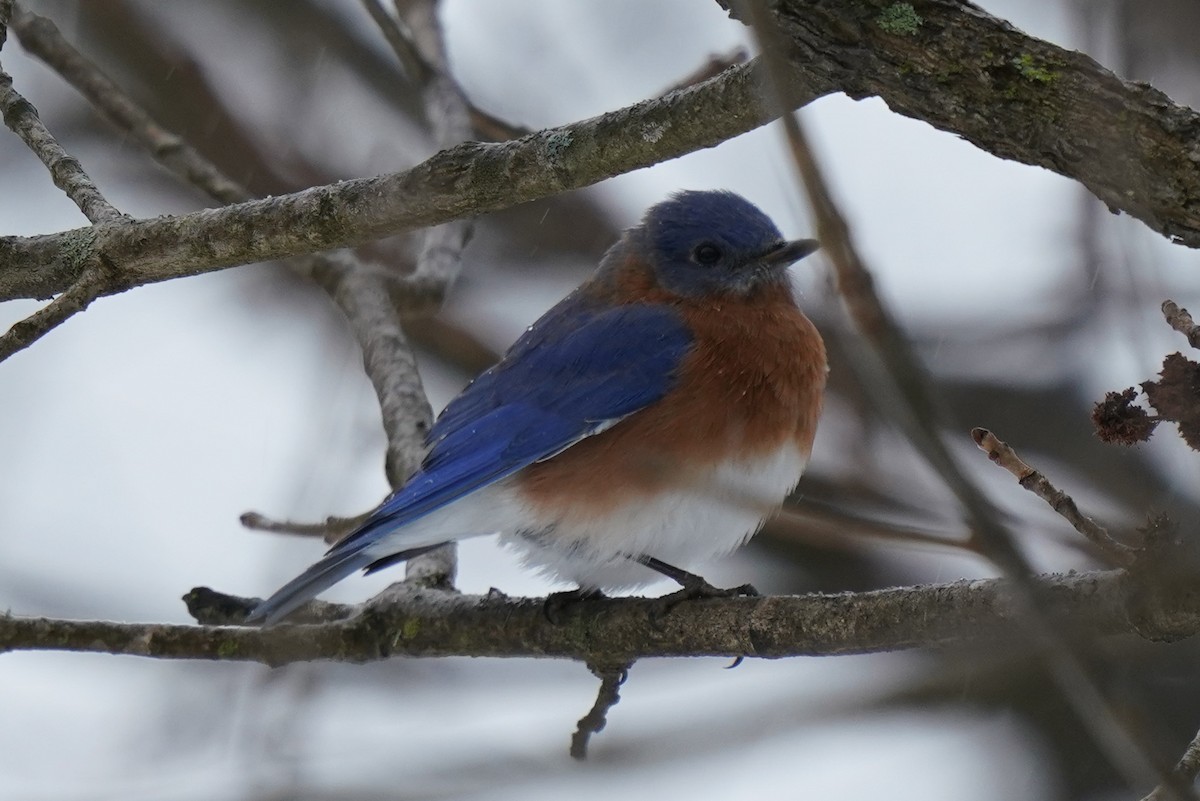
362,444 -> 808,591
503,443 -> 808,589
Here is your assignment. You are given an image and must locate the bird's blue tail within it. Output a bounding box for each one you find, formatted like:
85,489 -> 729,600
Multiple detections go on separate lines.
245,544 -> 375,626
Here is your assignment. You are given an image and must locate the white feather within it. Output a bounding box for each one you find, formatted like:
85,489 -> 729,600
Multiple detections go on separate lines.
363,443 -> 808,590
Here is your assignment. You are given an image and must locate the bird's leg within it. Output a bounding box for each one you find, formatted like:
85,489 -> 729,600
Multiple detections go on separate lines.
635,555 -> 758,619
543,587 -> 606,624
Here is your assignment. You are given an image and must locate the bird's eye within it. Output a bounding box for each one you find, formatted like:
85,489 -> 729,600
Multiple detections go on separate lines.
692,243 -> 722,265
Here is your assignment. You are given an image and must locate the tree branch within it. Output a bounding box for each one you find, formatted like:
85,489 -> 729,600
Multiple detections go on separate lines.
1163,300 -> 1200,350
0,63 -> 122,224
571,662 -> 631,760
733,0 -> 1200,247
971,427 -> 1138,565
0,58 -> 803,303
8,0 -> 1200,304
8,3 -> 249,205
3,570 -> 1195,665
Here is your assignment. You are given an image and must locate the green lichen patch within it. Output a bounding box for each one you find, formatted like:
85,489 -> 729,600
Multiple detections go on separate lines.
1011,53 -> 1058,83
877,3 -> 923,36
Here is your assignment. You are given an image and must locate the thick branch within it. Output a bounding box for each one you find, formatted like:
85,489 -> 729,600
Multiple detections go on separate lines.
0,59 -> 803,302
9,0 -> 1200,300
739,0 -> 1200,246
3,570 -> 1197,665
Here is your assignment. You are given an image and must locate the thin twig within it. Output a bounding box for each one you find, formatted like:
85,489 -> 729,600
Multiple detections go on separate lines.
300,250 -> 434,488
1162,300 -> 1200,350
9,4 -> 250,205
0,251 -> 108,360
360,0 -> 427,83
571,662 -> 631,760
240,512 -> 366,544
780,104 -> 1164,799
971,428 -> 1137,566
0,68 -> 121,223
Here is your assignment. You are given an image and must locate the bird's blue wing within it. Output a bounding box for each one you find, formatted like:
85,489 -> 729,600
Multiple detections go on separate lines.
247,299 -> 692,625
336,299 -> 694,552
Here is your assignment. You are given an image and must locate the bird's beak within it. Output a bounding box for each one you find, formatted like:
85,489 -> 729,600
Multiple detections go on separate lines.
760,238 -> 820,266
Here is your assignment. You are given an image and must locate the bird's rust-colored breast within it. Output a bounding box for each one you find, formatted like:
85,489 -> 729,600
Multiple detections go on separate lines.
519,259 -> 827,514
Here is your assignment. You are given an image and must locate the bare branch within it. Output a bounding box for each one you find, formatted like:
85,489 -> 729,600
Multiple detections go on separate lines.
571,662 -> 631,759
0,249 -> 108,360
240,511 -> 365,544
360,0 -> 427,84
0,58 -> 791,299
0,65 -> 121,223
360,0 -> 478,583
10,0 -> 1200,303
302,251 -> 434,488
1163,300 -> 1200,350
971,427 -> 1137,566
2,570 -> 1194,664
725,0 -> 1200,248
9,4 -> 249,205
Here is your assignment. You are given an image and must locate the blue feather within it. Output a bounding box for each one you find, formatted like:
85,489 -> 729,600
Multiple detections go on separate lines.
247,297 -> 692,624
342,298 -> 692,549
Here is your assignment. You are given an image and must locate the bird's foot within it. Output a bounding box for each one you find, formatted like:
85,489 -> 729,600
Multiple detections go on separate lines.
543,587 -> 606,624
649,579 -> 759,624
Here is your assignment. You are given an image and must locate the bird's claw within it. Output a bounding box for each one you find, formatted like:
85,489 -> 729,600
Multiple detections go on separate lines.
649,580 -> 759,625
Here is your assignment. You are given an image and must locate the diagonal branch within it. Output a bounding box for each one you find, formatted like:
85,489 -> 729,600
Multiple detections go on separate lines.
0,63 -> 121,224
971,427 -> 1137,566
0,56 -> 805,304
8,0 -> 1200,304
726,0 -> 1200,247
9,4 -> 248,205
0,251 -> 108,359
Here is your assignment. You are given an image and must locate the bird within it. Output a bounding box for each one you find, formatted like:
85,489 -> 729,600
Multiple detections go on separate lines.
246,189 -> 827,625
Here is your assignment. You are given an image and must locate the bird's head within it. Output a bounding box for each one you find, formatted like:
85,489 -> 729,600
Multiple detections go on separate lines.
636,190 -> 819,297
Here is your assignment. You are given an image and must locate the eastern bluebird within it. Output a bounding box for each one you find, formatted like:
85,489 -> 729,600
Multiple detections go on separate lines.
247,190 -> 826,625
